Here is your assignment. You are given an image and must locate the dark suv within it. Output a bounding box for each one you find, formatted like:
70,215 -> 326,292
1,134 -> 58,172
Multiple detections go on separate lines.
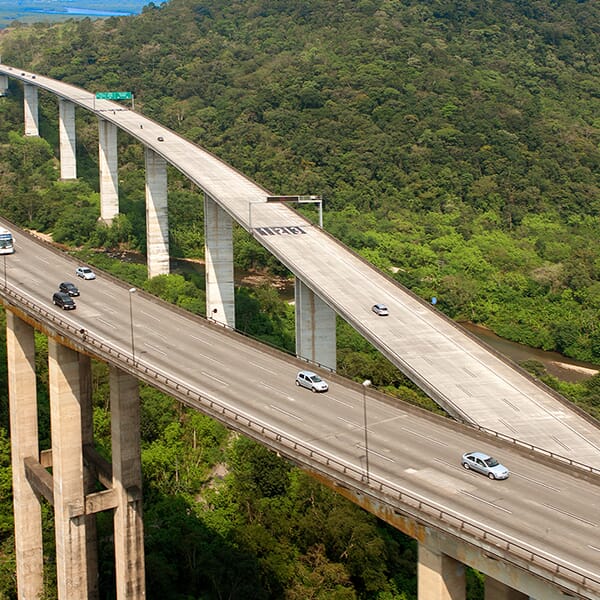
52,291 -> 76,310
59,281 -> 80,297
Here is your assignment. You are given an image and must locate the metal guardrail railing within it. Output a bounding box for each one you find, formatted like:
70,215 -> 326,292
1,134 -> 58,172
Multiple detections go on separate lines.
2,283 -> 599,598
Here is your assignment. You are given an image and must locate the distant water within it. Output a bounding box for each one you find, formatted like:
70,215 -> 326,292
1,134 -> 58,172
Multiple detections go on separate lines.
0,0 -> 147,25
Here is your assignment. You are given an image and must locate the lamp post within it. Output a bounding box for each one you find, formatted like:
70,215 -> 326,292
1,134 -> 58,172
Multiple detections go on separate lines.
362,379 -> 371,483
128,287 -> 136,364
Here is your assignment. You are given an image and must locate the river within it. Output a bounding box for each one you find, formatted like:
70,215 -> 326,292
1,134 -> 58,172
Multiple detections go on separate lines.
461,322 -> 599,383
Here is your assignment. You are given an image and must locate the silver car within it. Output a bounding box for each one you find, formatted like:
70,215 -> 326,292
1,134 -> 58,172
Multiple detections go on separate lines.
461,452 -> 509,480
76,266 -> 96,280
295,370 -> 329,393
372,303 -> 389,316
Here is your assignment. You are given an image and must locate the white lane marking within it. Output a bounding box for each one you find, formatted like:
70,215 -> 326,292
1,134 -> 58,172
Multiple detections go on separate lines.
511,472 -> 561,492
460,490 -> 512,514
97,318 -> 116,329
143,342 -> 167,356
249,361 -> 279,376
270,404 -> 302,421
140,309 -> 161,322
200,372 -> 228,386
260,382 -> 293,398
328,395 -> 353,408
356,444 -> 394,462
336,417 -> 370,433
542,503 -> 597,527
196,351 -> 224,365
589,545 -> 600,553
400,426 -> 449,447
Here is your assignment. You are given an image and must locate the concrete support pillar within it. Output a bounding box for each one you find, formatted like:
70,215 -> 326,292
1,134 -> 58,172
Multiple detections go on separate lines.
485,577 -> 529,600
0,74 -> 8,96
99,118 -> 119,224
24,83 -> 39,137
295,278 -> 336,370
48,339 -> 89,599
6,312 -> 44,599
418,542 -> 465,600
204,193 -> 235,327
80,354 -> 99,600
145,147 -> 169,278
110,367 -> 145,599
58,98 -> 77,180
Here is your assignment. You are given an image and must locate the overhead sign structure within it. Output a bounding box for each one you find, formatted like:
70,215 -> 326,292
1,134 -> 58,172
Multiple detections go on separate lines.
95,91 -> 132,100
266,195 -> 323,228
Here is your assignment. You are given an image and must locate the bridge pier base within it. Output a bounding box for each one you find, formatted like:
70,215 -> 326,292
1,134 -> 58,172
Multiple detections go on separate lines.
205,193 -> 235,327
418,541 -> 465,600
99,118 -> 119,223
145,147 -> 170,278
24,83 -> 39,136
58,98 -> 77,180
6,312 -> 44,599
295,279 -> 336,370
0,74 -> 8,95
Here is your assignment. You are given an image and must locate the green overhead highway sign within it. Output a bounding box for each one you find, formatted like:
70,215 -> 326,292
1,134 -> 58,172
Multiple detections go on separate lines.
95,91 -> 132,100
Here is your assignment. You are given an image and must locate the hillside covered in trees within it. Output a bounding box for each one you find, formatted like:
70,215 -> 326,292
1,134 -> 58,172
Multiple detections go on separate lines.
0,0 -> 599,598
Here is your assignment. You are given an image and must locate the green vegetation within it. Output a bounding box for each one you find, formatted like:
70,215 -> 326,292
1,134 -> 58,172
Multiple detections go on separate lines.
0,0 -> 598,597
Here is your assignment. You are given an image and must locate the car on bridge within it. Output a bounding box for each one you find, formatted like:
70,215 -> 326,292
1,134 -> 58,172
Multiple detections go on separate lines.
52,291 -> 76,310
372,303 -> 389,316
461,451 -> 509,480
76,266 -> 96,280
59,281 -> 80,297
295,370 -> 329,393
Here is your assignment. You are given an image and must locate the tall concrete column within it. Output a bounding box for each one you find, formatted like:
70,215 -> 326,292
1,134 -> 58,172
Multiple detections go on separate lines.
24,83 -> 39,137
485,577 -> 529,599
0,74 -> 8,96
110,367 -> 145,599
80,354 -> 99,600
418,541 -> 465,600
58,98 -> 77,180
204,193 -> 235,327
145,147 -> 169,278
48,339 -> 89,600
99,118 -> 119,223
6,312 -> 44,599
295,278 -> 336,370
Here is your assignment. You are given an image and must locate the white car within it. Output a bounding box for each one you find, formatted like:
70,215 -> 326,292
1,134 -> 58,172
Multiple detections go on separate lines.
295,370 -> 329,393
76,266 -> 96,280
461,452 -> 509,480
372,303 -> 389,316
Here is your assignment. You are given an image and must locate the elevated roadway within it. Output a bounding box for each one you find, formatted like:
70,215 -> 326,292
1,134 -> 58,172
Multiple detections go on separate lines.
1,65 -> 600,469
2,224 -> 600,599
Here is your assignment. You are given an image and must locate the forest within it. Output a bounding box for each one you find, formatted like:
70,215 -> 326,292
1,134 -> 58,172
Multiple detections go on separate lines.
0,0 -> 598,597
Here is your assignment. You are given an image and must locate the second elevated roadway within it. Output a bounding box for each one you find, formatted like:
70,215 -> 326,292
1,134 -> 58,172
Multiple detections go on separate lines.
2,65 -> 600,467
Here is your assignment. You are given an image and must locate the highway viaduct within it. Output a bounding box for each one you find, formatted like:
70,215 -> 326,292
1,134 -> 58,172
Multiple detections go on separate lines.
0,65 -> 599,600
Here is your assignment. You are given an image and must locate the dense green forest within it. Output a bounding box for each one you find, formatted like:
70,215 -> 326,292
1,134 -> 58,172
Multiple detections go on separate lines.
0,0 -> 599,597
